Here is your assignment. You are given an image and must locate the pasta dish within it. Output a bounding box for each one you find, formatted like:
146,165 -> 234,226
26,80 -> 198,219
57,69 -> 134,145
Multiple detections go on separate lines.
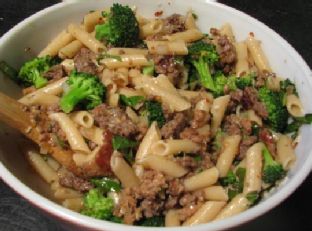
0,3 -> 311,227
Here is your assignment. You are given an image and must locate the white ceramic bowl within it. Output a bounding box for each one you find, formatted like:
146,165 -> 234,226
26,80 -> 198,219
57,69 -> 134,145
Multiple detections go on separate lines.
0,0 -> 311,230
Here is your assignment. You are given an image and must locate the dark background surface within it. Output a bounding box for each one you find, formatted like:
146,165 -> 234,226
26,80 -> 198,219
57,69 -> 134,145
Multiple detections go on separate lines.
0,0 -> 311,230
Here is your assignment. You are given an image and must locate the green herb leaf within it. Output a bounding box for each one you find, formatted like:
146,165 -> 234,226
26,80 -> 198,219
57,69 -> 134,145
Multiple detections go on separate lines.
91,177 -> 121,193
120,94 -> 145,107
246,191 -> 260,205
112,135 -> 138,150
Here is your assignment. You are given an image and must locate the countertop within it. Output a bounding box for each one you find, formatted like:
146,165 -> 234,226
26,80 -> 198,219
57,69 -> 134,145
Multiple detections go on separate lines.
0,0 -> 311,230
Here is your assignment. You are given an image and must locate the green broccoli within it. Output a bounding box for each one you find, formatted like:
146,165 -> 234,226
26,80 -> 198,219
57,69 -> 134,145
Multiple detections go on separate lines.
119,94 -> 145,107
95,4 -> 140,47
220,170 -> 237,186
246,191 -> 260,205
60,70 -> 105,113
262,145 -> 286,185
144,100 -> 166,127
258,87 -> 289,132
212,72 -> 255,96
91,177 -> 121,193
235,73 -> 255,89
18,56 -> 58,88
285,114 -> 312,134
280,78 -> 297,95
81,188 -> 115,220
142,62 -> 155,76
136,216 -> 165,227
187,41 -> 219,91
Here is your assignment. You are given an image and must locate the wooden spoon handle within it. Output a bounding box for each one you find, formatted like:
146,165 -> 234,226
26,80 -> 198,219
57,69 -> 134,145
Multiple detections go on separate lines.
0,92 -> 109,178
0,92 -> 34,136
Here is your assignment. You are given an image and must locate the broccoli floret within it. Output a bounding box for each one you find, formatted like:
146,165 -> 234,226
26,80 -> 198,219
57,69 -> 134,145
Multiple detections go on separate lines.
235,73 -> 255,89
81,188 -> 114,220
220,170 -> 237,186
280,78 -> 297,95
187,41 -> 219,91
258,87 -> 289,132
95,4 -> 140,47
144,100 -> 166,127
119,94 -> 145,107
136,216 -> 165,227
285,114 -> 312,134
91,177 -> 121,193
18,56 -> 58,88
142,62 -> 155,76
262,145 -> 286,185
60,70 -> 105,113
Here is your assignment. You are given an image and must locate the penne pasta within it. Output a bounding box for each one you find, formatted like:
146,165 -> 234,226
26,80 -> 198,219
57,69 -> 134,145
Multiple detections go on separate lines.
140,19 -> 163,38
136,121 -> 161,162
163,29 -> 204,42
276,135 -> 296,170
49,113 -> 91,154
83,10 -> 105,32
220,23 -> 236,43
141,155 -> 187,178
68,23 -> 105,53
286,94 -> 304,117
107,48 -> 148,56
145,40 -> 188,55
27,151 -> 58,184
19,77 -> 68,104
185,11 -> 197,30
100,54 -> 149,69
216,135 -> 242,177
243,142 -> 264,194
134,75 -> 191,112
203,186 -> 229,201
110,151 -> 140,188
235,41 -> 249,76
165,210 -> 181,227
79,126 -> 104,146
211,95 -> 231,135
70,111 -> 94,128
184,167 -> 219,191
58,40 -> 84,59
151,139 -> 200,156
183,201 -> 226,226
214,194 -> 250,220
246,34 -> 272,73
39,30 -> 74,57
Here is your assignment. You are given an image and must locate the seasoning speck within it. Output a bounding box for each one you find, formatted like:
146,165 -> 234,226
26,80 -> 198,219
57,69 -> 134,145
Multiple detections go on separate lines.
155,10 -> 163,17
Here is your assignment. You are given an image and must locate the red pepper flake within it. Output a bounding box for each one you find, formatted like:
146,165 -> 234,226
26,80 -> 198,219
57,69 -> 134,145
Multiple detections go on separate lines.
259,128 -> 274,144
95,130 -> 113,172
155,10 -> 163,17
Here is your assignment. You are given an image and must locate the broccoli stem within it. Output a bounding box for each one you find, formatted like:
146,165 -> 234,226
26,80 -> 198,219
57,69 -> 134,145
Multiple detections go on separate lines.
192,57 -> 215,91
33,70 -> 48,88
60,87 -> 88,113
262,146 -> 274,166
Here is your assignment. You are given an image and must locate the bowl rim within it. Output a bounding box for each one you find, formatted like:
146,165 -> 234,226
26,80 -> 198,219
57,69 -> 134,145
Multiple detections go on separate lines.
0,0 -> 312,230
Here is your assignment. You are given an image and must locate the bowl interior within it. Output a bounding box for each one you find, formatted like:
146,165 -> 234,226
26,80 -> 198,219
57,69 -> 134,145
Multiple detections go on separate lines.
0,0 -> 311,230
